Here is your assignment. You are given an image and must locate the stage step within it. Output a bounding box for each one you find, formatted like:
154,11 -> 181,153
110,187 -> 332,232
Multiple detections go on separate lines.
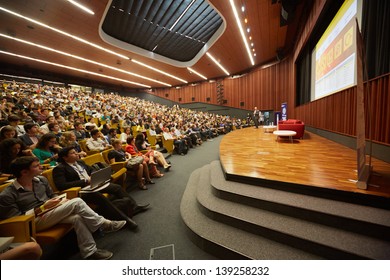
180,167 -> 322,260
181,162 -> 390,259
210,161 -> 390,241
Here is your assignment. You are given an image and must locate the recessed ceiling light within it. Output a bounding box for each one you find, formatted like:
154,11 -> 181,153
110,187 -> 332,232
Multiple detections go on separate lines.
0,33 -> 171,87
229,0 -> 254,66
206,53 -> 230,76
187,67 -> 207,80
0,6 -> 127,59
67,0 -> 94,15
0,50 -> 151,88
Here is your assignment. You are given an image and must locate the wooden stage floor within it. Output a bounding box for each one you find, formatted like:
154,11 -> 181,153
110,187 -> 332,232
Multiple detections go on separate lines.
219,128 -> 390,199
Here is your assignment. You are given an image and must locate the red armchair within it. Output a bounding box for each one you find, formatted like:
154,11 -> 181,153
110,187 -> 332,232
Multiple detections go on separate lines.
278,119 -> 305,139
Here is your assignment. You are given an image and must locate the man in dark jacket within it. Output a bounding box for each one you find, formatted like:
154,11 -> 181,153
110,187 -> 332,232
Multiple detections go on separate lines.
53,147 -> 149,230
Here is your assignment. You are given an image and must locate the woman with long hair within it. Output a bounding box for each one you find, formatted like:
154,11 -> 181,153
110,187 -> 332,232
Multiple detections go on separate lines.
32,133 -> 60,166
0,138 -> 24,176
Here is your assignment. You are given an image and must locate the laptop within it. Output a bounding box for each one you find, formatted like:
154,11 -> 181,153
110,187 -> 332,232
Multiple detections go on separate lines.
82,166 -> 112,192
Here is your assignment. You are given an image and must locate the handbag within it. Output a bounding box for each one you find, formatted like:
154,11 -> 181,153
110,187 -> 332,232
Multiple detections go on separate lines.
126,156 -> 144,169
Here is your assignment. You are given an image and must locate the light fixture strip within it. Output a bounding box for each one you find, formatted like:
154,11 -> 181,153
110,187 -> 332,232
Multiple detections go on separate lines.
0,50 -> 151,88
43,80 -> 65,85
206,53 -> 230,76
67,0 -> 95,15
187,67 -> 207,80
229,0 -> 255,66
0,6 -> 128,60
0,73 -> 42,81
132,59 -> 188,84
0,33 -> 171,87
169,0 -> 196,31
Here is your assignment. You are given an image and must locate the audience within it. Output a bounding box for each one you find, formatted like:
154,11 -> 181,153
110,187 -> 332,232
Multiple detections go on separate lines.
0,80 -> 239,259
0,156 -> 126,259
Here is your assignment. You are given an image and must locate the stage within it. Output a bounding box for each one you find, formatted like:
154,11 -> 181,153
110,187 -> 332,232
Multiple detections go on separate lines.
219,127 -> 390,206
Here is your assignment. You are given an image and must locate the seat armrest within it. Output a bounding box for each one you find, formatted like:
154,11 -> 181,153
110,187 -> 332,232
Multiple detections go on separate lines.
111,167 -> 127,181
0,214 -> 35,242
61,187 -> 81,199
110,162 -> 126,172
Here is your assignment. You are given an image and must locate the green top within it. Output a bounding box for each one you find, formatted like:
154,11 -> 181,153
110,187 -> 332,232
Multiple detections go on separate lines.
32,148 -> 57,166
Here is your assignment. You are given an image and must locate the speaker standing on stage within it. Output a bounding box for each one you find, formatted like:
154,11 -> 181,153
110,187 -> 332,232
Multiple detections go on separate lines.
253,107 -> 260,128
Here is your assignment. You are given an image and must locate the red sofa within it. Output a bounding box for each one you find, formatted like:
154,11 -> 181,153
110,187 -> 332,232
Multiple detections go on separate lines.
277,119 -> 305,139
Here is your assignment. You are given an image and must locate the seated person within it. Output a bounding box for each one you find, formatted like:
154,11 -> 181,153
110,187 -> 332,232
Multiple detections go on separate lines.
86,129 -> 111,152
105,128 -> 118,144
0,138 -> 31,177
53,147 -> 149,228
0,156 -> 126,260
59,131 -> 86,158
109,139 -> 153,190
73,122 -> 88,141
0,125 -> 18,142
134,133 -> 171,171
6,114 -> 25,136
126,135 -> 164,178
120,126 -> 132,143
18,122 -> 40,151
32,133 -> 60,167
163,128 -> 187,155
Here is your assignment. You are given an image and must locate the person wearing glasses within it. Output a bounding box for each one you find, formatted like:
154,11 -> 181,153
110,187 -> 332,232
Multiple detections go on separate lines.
32,133 -> 61,166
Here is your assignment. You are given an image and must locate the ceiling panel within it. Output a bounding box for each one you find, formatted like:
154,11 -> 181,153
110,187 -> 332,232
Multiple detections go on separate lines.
0,0 -> 310,90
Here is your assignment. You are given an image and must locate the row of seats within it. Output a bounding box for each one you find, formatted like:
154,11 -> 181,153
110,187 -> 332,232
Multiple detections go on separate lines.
0,151 -> 128,247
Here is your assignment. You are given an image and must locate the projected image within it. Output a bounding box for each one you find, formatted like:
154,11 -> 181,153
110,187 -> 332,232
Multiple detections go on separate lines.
311,0 -> 361,100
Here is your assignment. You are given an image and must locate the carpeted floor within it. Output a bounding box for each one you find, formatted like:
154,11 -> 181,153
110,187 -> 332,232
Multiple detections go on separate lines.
57,136 -> 224,260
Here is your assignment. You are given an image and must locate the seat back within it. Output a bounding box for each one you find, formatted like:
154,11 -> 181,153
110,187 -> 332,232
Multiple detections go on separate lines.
83,152 -> 105,166
101,148 -> 113,164
41,169 -> 59,193
79,139 -> 99,155
0,181 -> 12,193
146,130 -> 157,146
162,137 -> 174,155
82,152 -> 127,189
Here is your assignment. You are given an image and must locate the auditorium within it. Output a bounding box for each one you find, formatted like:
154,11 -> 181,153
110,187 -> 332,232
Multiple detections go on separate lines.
0,0 -> 389,261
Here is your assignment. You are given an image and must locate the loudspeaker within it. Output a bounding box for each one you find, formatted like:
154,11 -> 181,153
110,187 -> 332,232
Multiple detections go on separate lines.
223,99 -> 227,104
206,97 -> 211,102
276,48 -> 284,61
165,93 -> 169,97
191,97 -> 195,101
178,98 -> 182,102
240,101 -> 245,106
280,0 -> 296,26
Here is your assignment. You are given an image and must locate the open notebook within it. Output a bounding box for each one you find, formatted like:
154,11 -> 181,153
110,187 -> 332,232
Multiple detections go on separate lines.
25,193 -> 68,216
81,166 -> 111,192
